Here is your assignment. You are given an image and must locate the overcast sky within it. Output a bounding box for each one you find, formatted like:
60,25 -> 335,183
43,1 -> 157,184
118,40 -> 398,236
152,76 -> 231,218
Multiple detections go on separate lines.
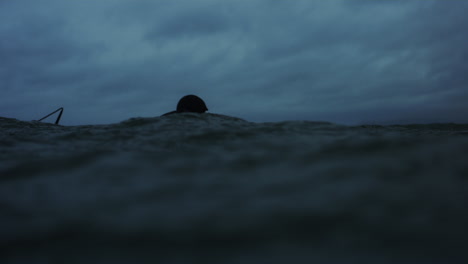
1,0 -> 467,125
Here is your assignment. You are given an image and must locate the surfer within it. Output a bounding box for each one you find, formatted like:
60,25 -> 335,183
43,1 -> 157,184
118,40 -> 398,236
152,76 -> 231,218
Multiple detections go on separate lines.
162,95 -> 208,116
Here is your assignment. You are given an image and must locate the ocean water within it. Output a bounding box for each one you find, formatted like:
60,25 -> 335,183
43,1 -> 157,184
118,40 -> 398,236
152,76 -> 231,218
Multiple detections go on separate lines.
1,113 -> 468,264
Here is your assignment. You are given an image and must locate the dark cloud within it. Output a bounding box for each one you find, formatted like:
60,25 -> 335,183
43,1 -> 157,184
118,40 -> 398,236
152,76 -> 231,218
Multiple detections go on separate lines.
1,0 -> 467,125
149,12 -> 230,39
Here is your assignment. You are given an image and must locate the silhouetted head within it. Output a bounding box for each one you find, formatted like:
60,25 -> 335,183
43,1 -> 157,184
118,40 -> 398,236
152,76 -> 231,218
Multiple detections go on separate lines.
176,95 -> 208,113
161,95 -> 208,116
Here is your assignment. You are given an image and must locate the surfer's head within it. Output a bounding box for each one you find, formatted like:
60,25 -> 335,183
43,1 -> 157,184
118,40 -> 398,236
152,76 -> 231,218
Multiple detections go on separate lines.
176,95 -> 208,113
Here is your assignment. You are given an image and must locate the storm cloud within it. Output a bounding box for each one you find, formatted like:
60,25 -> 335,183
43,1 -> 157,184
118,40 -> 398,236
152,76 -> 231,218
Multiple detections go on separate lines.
1,0 -> 467,125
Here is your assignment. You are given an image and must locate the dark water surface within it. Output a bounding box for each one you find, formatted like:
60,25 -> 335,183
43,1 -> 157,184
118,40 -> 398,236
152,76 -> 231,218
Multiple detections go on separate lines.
1,114 -> 468,263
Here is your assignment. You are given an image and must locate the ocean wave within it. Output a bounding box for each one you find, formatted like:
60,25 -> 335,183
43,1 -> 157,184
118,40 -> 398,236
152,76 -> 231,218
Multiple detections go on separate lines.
1,114 -> 468,263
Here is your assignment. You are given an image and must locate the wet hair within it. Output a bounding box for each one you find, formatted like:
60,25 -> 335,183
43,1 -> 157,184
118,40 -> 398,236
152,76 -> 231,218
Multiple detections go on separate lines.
176,95 -> 208,113
162,95 -> 208,116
